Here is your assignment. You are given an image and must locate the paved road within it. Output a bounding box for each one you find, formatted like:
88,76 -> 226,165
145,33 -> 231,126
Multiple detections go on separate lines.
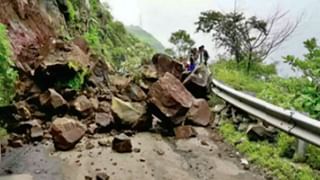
0,128 -> 265,180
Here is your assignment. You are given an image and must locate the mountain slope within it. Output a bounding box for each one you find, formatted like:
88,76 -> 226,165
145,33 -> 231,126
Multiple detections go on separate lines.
126,25 -> 165,52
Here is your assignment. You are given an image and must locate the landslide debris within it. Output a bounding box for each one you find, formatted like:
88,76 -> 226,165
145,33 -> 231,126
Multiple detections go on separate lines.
0,0 -> 214,152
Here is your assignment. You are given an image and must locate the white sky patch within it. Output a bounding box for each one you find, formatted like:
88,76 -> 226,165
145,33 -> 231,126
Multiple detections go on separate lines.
103,0 -> 320,76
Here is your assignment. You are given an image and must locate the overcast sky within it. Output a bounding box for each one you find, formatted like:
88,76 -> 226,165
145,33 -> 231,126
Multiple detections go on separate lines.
104,0 -> 320,76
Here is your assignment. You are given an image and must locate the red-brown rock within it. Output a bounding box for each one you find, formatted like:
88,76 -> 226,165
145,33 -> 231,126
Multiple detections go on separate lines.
50,117 -> 87,150
187,99 -> 211,126
148,72 -> 193,122
174,125 -> 197,139
152,53 -> 184,79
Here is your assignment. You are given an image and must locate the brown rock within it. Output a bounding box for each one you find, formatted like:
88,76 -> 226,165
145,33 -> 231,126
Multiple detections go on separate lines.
112,134 -> 132,153
50,117 -> 87,150
98,101 -> 111,113
126,84 -> 147,101
187,99 -> 211,126
95,113 -> 113,127
15,101 -> 32,120
90,98 -> 99,110
109,75 -> 131,90
87,124 -> 98,135
30,126 -> 44,141
85,142 -> 95,150
9,139 -> 24,148
148,72 -> 193,121
96,172 -> 110,180
48,89 -> 67,109
174,126 -> 197,139
72,95 -> 93,112
152,53 -> 184,79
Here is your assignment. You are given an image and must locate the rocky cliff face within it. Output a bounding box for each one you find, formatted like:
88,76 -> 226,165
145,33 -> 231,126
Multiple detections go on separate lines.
0,0 -> 153,71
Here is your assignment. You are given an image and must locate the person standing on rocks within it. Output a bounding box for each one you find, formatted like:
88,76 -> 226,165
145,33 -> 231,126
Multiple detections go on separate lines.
199,45 -> 209,66
188,48 -> 199,72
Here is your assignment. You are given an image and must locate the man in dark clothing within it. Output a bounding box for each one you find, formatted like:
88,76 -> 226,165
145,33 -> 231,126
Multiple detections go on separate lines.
188,48 -> 198,72
199,45 -> 209,66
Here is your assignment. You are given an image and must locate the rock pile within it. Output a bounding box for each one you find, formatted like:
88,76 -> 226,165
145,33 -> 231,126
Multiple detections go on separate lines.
1,39 -> 213,151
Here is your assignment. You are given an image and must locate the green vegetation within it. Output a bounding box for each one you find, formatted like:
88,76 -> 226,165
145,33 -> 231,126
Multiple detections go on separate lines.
212,57 -> 320,179
66,0 -> 154,73
220,122 -> 317,180
0,24 -> 17,107
126,25 -> 165,52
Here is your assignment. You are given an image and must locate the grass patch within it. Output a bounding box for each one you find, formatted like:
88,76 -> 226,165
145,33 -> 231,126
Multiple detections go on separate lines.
220,122 -> 319,180
212,59 -> 320,179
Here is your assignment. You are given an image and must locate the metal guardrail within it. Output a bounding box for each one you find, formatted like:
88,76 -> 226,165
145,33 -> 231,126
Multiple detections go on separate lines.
212,78 -> 320,147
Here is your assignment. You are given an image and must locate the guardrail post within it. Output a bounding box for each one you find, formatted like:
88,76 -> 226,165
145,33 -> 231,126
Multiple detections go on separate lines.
295,139 -> 308,160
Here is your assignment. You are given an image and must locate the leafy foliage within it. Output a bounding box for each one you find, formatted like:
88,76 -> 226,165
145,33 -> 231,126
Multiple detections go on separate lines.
0,24 -> 17,106
169,30 -> 195,57
67,0 -> 154,72
285,38 -> 320,119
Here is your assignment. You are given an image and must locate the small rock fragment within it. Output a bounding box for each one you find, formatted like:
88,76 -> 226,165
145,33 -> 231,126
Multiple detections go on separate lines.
174,126 -> 197,139
96,172 -> 110,180
48,89 -> 67,109
133,148 -> 141,153
86,142 -> 95,150
30,126 -> 44,141
200,140 -> 209,146
240,158 -> 250,170
98,139 -> 111,147
112,134 -> 132,153
9,139 -> 24,148
155,149 -> 165,156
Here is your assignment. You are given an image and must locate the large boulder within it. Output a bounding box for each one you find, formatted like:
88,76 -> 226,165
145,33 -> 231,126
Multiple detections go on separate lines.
152,53 -> 184,80
50,117 -> 87,150
111,97 -> 147,128
187,99 -> 211,126
183,66 -> 212,99
148,72 -> 194,123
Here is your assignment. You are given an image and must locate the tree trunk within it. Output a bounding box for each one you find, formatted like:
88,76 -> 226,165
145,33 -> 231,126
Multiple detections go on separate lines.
247,50 -> 253,73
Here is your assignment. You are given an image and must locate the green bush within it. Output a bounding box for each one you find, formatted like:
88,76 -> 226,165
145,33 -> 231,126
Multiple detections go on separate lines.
220,122 -> 318,180
0,24 -> 17,107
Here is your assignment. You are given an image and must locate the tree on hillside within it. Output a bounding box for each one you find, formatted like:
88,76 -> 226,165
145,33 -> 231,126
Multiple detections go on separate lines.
169,30 -> 195,57
195,10 -> 299,71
